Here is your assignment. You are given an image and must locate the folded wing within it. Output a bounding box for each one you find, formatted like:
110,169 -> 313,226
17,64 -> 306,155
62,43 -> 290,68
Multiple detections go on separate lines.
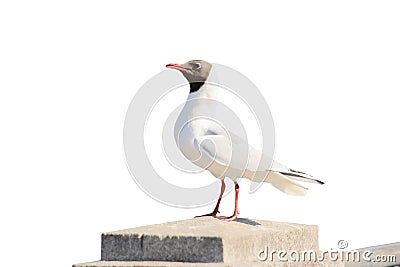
194,132 -> 323,196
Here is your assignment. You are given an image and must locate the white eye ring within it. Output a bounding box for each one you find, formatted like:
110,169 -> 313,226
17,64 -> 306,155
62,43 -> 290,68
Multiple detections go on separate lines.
194,63 -> 201,70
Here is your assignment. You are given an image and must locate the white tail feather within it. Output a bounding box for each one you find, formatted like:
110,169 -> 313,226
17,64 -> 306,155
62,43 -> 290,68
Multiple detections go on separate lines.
267,172 -> 308,196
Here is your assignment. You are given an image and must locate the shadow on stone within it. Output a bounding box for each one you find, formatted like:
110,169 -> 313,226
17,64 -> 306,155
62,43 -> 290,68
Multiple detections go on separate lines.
233,218 -> 261,226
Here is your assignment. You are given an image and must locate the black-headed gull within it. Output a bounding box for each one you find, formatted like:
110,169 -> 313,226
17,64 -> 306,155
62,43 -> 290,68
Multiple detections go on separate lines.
166,60 -> 323,220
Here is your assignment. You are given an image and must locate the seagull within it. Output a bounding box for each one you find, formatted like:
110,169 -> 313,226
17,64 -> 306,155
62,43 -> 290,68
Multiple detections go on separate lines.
166,60 -> 324,220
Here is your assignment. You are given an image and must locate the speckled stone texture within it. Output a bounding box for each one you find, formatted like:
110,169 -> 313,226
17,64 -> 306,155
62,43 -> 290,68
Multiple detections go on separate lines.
73,261 -> 229,267
99,217 -> 319,263
73,260 -> 344,267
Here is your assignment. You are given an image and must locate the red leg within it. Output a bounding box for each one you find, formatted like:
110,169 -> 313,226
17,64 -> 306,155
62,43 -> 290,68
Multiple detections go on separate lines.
195,179 -> 226,217
216,181 -> 239,221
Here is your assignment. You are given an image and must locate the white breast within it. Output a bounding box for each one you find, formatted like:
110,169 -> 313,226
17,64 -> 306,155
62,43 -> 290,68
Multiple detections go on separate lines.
174,84 -> 219,163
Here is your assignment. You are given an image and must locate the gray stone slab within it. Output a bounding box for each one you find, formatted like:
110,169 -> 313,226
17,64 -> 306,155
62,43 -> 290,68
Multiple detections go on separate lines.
345,242 -> 400,267
100,217 -> 319,263
73,260 -> 344,267
101,234 -> 223,262
73,261 -> 229,267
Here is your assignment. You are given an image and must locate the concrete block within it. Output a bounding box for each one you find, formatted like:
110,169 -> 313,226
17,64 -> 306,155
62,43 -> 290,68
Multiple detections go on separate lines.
345,242 -> 400,267
73,260 -> 344,267
73,261 -> 229,267
100,217 -> 319,263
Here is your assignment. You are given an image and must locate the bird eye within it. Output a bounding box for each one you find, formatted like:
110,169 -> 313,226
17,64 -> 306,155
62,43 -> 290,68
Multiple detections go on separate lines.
193,63 -> 201,70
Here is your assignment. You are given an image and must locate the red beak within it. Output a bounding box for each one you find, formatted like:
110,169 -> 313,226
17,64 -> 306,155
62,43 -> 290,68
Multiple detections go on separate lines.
166,63 -> 190,71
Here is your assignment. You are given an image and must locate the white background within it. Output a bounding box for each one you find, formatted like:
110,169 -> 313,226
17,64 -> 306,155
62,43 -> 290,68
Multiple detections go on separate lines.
1,1 -> 399,266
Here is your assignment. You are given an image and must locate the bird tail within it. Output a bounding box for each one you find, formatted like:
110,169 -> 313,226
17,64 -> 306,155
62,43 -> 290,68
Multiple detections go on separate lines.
267,171 -> 309,196
239,156 -> 324,195
265,170 -> 324,196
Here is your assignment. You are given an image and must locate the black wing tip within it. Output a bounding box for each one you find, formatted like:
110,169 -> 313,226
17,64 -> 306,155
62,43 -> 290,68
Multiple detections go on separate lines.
288,168 -> 310,176
282,171 -> 325,185
288,168 -> 325,185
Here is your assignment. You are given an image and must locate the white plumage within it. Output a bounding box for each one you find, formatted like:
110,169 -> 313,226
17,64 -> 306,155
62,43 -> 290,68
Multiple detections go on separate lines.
175,83 -> 321,195
167,60 -> 323,220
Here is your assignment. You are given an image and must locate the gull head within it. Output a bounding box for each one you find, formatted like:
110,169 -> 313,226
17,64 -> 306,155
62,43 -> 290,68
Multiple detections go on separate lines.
166,60 -> 212,84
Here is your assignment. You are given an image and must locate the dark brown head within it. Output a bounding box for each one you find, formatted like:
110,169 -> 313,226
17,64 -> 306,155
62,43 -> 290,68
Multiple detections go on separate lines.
166,60 -> 212,92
